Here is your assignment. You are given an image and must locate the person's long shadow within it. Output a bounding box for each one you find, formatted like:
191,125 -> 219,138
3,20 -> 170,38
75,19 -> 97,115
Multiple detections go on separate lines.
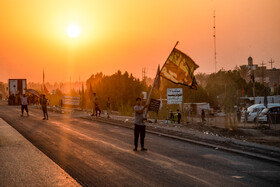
25,115 -> 48,134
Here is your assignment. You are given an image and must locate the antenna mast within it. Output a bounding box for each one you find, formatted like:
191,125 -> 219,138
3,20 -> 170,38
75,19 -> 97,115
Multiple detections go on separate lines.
213,10 -> 217,73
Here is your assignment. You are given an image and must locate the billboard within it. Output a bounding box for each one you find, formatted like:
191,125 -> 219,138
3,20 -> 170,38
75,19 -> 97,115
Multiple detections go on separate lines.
8,79 -> 27,95
167,88 -> 183,104
62,96 -> 80,107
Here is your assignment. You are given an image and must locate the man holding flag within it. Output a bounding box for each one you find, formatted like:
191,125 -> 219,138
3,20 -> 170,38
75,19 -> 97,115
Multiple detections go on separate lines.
133,97 -> 148,151
140,42 -> 199,151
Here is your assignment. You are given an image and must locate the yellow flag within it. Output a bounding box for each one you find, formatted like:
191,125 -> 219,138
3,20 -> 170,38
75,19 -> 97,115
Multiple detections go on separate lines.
160,48 -> 199,88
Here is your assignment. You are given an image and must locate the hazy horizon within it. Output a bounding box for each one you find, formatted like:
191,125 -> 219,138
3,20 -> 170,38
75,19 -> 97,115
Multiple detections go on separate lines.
1,0 -> 279,83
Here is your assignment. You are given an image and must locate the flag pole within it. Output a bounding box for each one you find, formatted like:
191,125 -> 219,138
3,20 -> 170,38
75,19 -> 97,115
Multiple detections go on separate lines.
145,66 -> 160,106
43,68 -> 46,94
160,41 -> 179,72
145,40 -> 179,118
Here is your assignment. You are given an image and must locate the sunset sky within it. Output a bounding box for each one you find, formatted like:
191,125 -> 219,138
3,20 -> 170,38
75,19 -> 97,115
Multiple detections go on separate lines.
0,0 -> 279,83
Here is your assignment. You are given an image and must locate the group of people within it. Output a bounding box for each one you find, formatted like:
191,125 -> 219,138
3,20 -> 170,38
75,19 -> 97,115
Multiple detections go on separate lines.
20,93 -> 49,120
169,110 -> 182,124
19,92 -> 177,152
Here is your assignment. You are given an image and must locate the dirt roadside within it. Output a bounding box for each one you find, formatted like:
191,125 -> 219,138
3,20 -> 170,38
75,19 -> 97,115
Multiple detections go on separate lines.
46,105 -> 280,149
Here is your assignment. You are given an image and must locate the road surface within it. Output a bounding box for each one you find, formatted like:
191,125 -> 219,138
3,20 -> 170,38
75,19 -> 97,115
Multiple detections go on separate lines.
0,102 -> 279,186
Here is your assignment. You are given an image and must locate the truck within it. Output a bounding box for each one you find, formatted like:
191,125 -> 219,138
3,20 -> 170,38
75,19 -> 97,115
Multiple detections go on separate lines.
8,79 -> 27,105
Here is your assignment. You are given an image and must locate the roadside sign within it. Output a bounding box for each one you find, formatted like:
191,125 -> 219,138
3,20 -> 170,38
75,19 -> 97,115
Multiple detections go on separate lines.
62,96 -> 80,107
167,88 -> 183,104
148,99 -> 160,113
142,91 -> 147,100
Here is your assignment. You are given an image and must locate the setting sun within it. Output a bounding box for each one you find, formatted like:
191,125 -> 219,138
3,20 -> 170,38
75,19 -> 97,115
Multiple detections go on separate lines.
67,24 -> 80,38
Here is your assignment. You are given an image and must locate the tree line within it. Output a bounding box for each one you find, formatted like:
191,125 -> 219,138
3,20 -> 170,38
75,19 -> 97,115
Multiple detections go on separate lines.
2,67 -> 271,114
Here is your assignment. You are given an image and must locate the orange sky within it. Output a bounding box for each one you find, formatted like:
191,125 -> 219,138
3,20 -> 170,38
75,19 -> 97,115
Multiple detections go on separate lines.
0,0 -> 279,83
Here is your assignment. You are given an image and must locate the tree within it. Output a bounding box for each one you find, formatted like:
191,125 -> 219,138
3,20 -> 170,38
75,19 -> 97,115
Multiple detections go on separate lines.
85,71 -> 148,114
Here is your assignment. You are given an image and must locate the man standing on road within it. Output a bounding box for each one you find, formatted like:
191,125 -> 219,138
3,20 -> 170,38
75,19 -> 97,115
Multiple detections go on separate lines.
20,94 -> 29,117
107,97 -> 111,118
94,93 -> 101,117
133,97 -> 148,151
91,93 -> 101,117
41,94 -> 48,120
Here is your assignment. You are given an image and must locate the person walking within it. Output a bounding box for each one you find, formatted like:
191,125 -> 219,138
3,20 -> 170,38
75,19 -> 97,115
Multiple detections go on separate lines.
91,93 -> 96,116
91,93 -> 101,117
20,94 -> 29,116
133,97 -> 148,151
201,109 -> 206,123
94,93 -> 101,117
41,94 -> 48,120
106,97 -> 111,118
177,109 -> 181,124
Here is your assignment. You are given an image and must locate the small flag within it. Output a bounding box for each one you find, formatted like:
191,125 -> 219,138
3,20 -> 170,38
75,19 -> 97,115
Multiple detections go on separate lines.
154,65 -> 161,90
26,89 -> 40,98
160,48 -> 199,88
44,85 -> 49,94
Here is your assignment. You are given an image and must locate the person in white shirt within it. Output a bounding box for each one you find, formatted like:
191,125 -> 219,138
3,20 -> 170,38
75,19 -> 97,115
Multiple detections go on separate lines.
133,97 -> 148,151
20,94 -> 29,117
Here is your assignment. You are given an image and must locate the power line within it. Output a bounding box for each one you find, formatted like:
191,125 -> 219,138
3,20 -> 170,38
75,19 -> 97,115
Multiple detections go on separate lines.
213,10 -> 217,73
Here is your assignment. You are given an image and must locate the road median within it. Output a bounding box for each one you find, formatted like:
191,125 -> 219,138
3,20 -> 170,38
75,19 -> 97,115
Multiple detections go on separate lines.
82,115 -> 280,164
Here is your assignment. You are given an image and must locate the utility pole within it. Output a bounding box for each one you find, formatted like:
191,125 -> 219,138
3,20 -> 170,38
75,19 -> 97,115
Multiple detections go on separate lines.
142,68 -> 146,81
213,10 -> 217,73
268,58 -> 274,69
260,61 -> 266,84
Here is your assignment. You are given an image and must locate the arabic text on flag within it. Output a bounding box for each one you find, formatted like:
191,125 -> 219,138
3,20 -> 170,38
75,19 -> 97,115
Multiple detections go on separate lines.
160,48 -> 199,88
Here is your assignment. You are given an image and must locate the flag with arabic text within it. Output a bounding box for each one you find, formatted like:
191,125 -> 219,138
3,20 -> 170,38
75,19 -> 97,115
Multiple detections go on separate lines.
160,48 -> 199,89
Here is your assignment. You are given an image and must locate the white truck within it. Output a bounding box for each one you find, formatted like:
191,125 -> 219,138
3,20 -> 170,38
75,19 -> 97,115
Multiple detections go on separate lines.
8,79 -> 27,105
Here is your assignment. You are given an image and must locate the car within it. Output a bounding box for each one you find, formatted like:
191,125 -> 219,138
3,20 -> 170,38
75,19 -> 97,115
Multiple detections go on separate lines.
257,106 -> 280,124
241,103 -> 280,123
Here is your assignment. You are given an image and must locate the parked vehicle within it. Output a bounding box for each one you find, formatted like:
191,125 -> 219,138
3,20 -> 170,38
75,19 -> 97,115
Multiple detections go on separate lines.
8,79 -> 27,105
257,106 -> 280,124
241,103 -> 280,123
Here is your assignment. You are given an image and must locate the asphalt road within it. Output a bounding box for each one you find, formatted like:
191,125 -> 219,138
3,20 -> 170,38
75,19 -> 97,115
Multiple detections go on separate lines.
1,103 -> 280,187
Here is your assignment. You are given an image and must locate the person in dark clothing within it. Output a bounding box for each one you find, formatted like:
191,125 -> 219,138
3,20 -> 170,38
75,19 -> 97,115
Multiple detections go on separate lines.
236,107 -> 241,122
170,111 -> 175,123
201,109 -> 206,123
92,93 -> 101,117
133,97 -> 148,151
107,97 -> 111,118
177,109 -> 181,124
95,96 -> 101,117
41,94 -> 48,120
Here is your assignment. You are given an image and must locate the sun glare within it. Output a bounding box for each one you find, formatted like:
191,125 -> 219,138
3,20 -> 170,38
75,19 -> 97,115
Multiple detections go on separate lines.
67,24 -> 80,38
